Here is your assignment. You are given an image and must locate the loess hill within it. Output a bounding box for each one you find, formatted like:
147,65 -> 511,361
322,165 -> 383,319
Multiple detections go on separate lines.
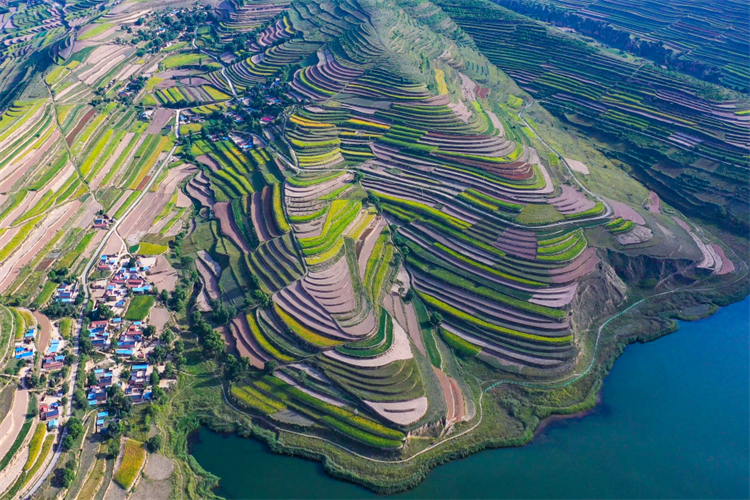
0,0 -> 745,494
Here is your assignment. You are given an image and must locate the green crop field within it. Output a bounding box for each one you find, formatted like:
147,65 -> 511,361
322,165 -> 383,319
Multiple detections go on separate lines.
124,295 -> 155,321
0,0 -> 741,492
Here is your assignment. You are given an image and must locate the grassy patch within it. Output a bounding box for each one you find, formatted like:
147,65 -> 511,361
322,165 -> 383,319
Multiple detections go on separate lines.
78,23 -> 112,41
516,203 -> 564,225
31,280 -> 57,309
23,424 -> 46,471
59,317 -> 72,339
113,439 -> 146,490
135,242 -> 168,255
124,295 -> 155,321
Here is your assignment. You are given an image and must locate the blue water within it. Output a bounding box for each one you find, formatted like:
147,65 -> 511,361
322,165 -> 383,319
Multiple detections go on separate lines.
191,297 -> 750,499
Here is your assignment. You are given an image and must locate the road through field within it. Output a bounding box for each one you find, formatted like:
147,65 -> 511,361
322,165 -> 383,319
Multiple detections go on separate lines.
24,111 -> 180,500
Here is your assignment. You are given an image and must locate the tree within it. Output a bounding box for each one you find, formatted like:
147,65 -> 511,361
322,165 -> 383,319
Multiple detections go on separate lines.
173,340 -> 184,354
67,417 -> 84,439
62,435 -> 75,451
79,336 -> 93,355
73,389 -> 87,410
173,353 -> 186,369
430,312 -> 443,327
163,363 -> 175,378
147,435 -> 162,452
91,304 -> 114,321
43,302 -> 77,319
107,385 -> 133,415
253,289 -> 271,308
152,386 -> 165,402
150,370 -> 160,387
149,345 -> 167,364
143,325 -> 156,338
62,467 -> 75,488
264,359 -> 279,373
107,419 -> 122,437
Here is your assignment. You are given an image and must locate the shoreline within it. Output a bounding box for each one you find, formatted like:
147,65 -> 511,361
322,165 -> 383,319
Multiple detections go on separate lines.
533,391 -> 602,439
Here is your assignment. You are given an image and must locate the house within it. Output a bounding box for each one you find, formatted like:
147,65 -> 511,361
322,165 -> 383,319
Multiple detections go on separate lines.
42,355 -> 65,371
14,347 -> 33,359
55,283 -> 78,302
94,368 -> 113,388
40,404 -> 59,420
130,364 -> 148,387
87,387 -> 107,406
47,339 -> 61,354
98,255 -> 118,271
125,386 -> 144,403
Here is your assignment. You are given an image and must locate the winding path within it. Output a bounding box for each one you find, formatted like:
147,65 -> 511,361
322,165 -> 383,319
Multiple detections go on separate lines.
23,112 -> 181,499
217,238 -> 747,466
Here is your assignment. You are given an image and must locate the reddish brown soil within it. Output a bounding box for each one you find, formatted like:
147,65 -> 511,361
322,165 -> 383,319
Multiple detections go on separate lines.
196,154 -> 220,172
65,108 -> 96,146
432,366 -> 457,424
135,175 -> 151,192
35,258 -> 55,272
33,311 -> 52,353
214,201 -> 251,252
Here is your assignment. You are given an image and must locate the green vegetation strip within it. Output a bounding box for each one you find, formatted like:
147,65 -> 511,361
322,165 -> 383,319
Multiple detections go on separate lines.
124,295 -> 155,321
418,292 -> 572,344
113,439 -> 146,490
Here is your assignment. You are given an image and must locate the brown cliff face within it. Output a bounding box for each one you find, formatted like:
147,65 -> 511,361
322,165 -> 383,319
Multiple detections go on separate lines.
569,254 -> 627,344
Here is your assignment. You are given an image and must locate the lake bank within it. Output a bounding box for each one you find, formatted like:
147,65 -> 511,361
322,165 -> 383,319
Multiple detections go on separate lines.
191,297 -> 750,499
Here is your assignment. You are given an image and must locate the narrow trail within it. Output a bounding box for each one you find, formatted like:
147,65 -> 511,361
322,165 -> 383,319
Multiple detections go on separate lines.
214,244 -> 748,467
24,111 -> 181,500
517,100 -> 613,222
192,36 -> 237,98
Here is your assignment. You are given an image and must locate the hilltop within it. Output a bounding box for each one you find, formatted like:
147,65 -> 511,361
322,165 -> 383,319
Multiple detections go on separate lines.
0,0 -> 745,497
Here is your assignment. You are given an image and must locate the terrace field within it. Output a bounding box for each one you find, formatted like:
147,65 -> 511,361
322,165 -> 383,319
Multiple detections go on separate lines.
0,0 -> 745,496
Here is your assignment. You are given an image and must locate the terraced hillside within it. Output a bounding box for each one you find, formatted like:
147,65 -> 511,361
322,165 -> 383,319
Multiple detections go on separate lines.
493,0 -> 750,91
162,0 -> 744,460
434,0 -> 750,232
0,0 -> 745,495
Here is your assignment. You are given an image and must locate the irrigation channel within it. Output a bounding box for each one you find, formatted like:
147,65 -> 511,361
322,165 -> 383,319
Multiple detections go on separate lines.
194,296 -> 750,499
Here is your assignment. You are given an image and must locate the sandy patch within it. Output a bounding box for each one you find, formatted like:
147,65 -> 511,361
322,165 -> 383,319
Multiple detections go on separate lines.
148,255 -> 179,293
145,108 -> 173,135
175,191 -> 192,208
615,224 -> 653,245
0,201 -> 81,293
33,311 -> 52,353
646,191 -> 661,213
102,232 -> 125,256
149,307 -> 170,332
565,158 -> 590,175
364,397 -> 428,426
711,244 -> 735,275
0,385 -> 28,457
607,199 -> 645,225
143,453 -> 174,481
323,319 -> 413,368
120,165 -> 195,245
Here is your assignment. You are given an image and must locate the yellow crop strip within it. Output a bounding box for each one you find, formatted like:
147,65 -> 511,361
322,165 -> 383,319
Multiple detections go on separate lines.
419,292 -> 573,344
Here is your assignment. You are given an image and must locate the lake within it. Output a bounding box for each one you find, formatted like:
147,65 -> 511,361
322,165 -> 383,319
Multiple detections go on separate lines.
190,297 -> 750,499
